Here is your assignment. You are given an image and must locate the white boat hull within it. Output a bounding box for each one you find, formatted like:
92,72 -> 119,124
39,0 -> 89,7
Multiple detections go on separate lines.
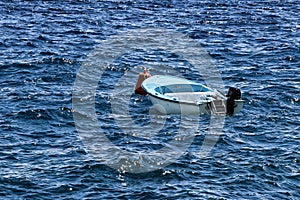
141,75 -> 244,115
149,95 -> 244,115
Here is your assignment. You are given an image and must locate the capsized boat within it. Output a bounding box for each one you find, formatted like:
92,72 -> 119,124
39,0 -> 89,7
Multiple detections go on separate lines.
139,75 -> 244,115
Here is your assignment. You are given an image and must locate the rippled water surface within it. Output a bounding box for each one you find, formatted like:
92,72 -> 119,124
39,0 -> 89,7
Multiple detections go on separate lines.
1,0 -> 299,199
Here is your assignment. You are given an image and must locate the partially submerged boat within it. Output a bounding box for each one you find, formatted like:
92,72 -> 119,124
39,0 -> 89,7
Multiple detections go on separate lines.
135,73 -> 244,115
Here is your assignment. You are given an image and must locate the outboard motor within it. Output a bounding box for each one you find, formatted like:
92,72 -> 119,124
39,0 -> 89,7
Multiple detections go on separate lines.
226,87 -> 241,115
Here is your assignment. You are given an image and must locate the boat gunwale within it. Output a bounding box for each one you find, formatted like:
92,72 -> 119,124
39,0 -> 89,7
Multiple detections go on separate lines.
147,92 -> 245,106
142,75 -> 215,105
147,92 -> 207,105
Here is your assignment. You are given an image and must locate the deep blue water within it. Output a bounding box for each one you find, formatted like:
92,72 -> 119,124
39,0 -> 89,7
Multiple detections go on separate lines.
1,0 -> 299,199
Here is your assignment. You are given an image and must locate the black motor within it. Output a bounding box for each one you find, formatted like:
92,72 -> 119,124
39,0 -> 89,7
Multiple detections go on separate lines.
226,87 -> 241,115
